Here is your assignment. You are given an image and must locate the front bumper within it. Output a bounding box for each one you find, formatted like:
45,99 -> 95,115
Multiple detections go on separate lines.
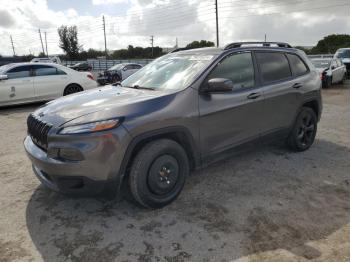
24,126 -> 131,196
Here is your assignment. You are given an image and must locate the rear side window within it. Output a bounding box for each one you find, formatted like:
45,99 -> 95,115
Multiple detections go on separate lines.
286,54 -> 308,76
256,52 -> 291,83
207,52 -> 255,89
7,66 -> 32,79
34,65 -> 57,76
336,59 -> 343,67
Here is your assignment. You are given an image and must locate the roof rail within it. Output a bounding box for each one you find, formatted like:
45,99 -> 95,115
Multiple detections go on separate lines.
224,42 -> 292,50
169,48 -> 188,53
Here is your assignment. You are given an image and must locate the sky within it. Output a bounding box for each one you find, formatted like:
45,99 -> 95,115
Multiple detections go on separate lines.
0,0 -> 349,56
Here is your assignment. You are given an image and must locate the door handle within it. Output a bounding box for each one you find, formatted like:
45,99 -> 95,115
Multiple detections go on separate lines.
247,92 -> 261,100
292,83 -> 303,89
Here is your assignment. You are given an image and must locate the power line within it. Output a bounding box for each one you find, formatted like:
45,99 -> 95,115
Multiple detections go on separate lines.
38,29 -> 45,56
215,0 -> 219,47
45,32 -> 48,57
103,15 -> 108,57
10,35 -> 16,56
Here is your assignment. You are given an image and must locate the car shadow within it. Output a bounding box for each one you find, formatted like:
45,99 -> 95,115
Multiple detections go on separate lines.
25,139 -> 350,261
0,102 -> 44,115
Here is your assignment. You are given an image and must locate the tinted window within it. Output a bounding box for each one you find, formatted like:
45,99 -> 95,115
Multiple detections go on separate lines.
57,69 -> 67,75
286,54 -> 308,76
256,52 -> 291,83
207,52 -> 255,89
7,66 -> 31,79
133,65 -> 142,69
34,65 -> 57,76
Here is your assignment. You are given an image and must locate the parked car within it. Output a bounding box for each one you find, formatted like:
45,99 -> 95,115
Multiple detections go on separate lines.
0,63 -> 97,107
97,63 -> 142,85
68,62 -> 92,71
24,42 -> 322,208
334,48 -> 350,78
31,56 -> 62,64
310,58 -> 347,88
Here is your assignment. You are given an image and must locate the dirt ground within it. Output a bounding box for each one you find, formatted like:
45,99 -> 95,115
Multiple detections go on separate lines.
0,82 -> 350,262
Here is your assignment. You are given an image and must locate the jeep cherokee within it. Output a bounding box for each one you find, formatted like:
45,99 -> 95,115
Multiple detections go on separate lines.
24,42 -> 322,208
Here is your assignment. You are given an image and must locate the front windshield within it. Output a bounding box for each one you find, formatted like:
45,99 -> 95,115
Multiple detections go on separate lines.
121,53 -> 214,91
335,50 -> 350,58
311,59 -> 331,68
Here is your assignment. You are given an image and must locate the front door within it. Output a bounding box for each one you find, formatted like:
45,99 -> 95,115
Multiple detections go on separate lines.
0,65 -> 34,106
199,52 -> 265,157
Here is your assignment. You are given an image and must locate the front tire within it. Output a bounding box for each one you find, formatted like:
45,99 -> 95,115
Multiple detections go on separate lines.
129,139 -> 189,209
287,107 -> 317,152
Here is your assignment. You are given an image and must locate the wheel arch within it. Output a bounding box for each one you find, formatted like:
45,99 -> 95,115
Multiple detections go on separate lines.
118,126 -> 200,184
63,83 -> 83,96
302,100 -> 319,119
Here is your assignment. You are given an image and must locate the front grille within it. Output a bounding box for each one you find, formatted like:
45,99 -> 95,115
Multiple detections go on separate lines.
27,114 -> 52,151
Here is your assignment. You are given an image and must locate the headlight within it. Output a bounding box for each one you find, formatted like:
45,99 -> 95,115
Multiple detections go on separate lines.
59,119 -> 121,135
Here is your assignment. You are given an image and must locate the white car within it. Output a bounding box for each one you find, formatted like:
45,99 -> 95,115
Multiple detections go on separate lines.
311,58 -> 347,88
0,63 -> 97,107
334,48 -> 350,78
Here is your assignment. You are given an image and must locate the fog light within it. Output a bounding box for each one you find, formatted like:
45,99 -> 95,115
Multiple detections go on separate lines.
58,148 -> 84,161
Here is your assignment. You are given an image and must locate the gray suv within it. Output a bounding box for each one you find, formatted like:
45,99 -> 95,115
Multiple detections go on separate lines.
24,42 -> 322,208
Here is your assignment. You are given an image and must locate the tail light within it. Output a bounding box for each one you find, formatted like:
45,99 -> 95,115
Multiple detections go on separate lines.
87,73 -> 94,80
320,72 -> 326,81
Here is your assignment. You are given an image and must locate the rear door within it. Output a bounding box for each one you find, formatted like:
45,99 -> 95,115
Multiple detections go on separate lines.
32,65 -> 69,100
330,59 -> 341,83
199,52 -> 265,156
255,51 -> 304,134
0,65 -> 34,105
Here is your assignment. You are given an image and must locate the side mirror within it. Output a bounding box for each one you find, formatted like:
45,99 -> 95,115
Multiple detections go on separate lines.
0,75 -> 8,81
206,78 -> 233,92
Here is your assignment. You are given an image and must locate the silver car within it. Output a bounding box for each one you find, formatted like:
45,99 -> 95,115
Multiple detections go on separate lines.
311,58 -> 347,88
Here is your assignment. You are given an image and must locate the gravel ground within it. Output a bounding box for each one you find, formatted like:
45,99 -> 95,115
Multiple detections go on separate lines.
0,82 -> 350,262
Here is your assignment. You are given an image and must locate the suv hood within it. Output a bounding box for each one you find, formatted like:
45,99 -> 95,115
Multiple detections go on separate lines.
33,85 -> 173,127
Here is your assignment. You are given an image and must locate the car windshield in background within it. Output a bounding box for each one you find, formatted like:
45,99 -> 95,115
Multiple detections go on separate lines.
121,54 -> 214,91
109,64 -> 124,70
336,50 -> 350,58
311,59 -> 331,68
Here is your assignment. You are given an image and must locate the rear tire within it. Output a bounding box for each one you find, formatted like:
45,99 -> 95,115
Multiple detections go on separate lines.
63,84 -> 83,96
287,107 -> 317,152
324,76 -> 332,88
129,139 -> 189,209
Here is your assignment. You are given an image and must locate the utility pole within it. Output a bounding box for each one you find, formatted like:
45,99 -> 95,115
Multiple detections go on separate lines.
103,15 -> 108,58
264,34 -> 267,42
215,0 -> 219,47
10,35 -> 16,56
38,29 -> 45,56
175,37 -> 178,48
45,32 -> 49,57
150,35 -> 154,57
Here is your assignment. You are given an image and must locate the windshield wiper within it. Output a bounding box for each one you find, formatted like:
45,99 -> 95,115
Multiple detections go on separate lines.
125,85 -> 155,90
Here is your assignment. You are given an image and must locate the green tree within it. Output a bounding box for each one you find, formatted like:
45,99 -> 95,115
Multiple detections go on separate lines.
185,40 -> 215,49
58,25 -> 81,59
310,34 -> 350,54
111,45 -> 163,59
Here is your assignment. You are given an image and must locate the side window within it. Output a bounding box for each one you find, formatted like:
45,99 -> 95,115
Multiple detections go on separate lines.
134,65 -> 142,69
125,65 -> 132,70
256,52 -> 291,83
7,66 -> 32,79
57,69 -> 67,75
331,60 -> 338,69
207,52 -> 255,89
34,65 -> 57,76
286,54 -> 308,76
